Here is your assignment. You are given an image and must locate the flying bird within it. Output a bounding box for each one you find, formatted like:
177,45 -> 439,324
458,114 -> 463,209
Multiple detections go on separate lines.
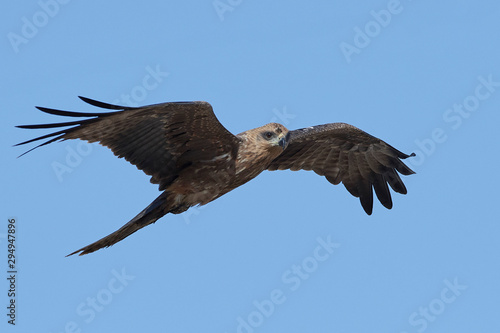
16,97 -> 415,256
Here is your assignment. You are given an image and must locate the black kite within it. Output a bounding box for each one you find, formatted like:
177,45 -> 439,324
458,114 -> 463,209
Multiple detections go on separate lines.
16,97 -> 415,256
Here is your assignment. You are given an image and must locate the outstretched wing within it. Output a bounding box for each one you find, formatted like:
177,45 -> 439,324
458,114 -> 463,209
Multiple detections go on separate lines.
16,97 -> 241,191
267,123 -> 415,215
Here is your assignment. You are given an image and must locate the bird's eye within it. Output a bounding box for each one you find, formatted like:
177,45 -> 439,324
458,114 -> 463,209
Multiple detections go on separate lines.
263,131 -> 274,140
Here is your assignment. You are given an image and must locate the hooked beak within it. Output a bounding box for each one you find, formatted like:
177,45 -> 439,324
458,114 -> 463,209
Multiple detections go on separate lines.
278,132 -> 291,150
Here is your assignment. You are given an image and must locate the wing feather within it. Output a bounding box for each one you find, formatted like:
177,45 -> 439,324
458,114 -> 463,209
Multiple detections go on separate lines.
17,98 -> 241,191
373,174 -> 392,209
268,123 -> 415,214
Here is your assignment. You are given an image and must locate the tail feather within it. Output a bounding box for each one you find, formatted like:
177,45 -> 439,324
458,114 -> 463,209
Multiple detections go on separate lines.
67,192 -> 169,256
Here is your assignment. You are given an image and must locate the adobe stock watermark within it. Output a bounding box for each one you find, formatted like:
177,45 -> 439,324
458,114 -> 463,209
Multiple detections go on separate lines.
226,235 -> 340,333
269,106 -> 296,126
213,0 -> 243,22
51,141 -> 94,182
339,0 -> 404,64
50,64 -> 169,182
400,277 -> 467,333
406,74 -> 499,169
112,65 -> 170,107
51,267 -> 135,333
7,0 -> 72,54
182,204 -> 208,225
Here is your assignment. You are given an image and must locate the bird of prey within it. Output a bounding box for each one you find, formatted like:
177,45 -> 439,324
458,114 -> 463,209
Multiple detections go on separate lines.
16,97 -> 415,256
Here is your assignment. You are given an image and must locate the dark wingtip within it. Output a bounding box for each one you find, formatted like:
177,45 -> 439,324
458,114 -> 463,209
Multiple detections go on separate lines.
399,151 -> 416,159
361,198 -> 373,215
16,148 -> 35,158
15,135 -> 65,157
78,96 -> 130,110
402,152 -> 416,175
34,105 -> 107,118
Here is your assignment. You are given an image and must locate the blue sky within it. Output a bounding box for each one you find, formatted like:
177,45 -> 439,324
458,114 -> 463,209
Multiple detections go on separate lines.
2,1 -> 500,332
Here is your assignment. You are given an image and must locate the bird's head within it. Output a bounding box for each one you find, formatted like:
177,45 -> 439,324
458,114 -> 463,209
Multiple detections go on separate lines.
257,123 -> 290,154
236,123 -> 290,164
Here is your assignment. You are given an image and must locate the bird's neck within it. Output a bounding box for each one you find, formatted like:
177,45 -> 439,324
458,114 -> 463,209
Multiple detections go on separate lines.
231,133 -> 280,187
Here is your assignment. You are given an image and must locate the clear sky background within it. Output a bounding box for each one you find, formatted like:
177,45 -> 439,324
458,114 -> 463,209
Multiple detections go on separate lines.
2,1 -> 500,332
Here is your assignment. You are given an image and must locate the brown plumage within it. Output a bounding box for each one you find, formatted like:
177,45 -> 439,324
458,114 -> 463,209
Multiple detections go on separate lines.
16,97 -> 415,256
